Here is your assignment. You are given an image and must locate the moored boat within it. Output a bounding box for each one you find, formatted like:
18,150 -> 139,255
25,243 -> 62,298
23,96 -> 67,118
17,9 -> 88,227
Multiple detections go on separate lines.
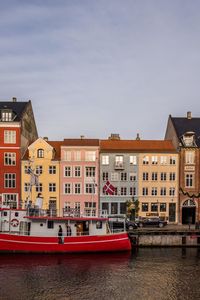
0,207 -> 131,253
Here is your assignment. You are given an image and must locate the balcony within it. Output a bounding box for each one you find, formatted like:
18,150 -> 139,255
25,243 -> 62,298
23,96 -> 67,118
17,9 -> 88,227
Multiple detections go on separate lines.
114,161 -> 124,170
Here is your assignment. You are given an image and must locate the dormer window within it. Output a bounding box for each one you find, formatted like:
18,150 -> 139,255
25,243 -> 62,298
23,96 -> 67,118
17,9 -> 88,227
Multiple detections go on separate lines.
37,149 -> 44,158
182,132 -> 196,147
1,109 -> 14,122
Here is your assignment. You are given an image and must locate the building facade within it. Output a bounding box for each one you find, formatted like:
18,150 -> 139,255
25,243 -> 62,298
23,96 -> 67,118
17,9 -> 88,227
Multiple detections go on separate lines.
165,112 -> 200,224
60,139 -> 99,216
21,138 -> 60,213
100,137 -> 179,223
0,98 -> 38,208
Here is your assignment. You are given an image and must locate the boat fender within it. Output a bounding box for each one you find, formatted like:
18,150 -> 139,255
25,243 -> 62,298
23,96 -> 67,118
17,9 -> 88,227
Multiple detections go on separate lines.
10,218 -> 19,227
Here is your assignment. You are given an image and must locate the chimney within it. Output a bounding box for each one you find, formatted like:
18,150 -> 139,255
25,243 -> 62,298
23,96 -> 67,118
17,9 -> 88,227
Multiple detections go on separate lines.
187,111 -> 192,119
136,133 -> 140,140
43,137 -> 48,141
12,97 -> 17,102
108,133 -> 120,140
80,135 -> 85,139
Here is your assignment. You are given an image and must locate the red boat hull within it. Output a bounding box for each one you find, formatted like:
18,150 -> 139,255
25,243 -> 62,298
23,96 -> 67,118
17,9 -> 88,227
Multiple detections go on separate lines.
0,232 -> 131,253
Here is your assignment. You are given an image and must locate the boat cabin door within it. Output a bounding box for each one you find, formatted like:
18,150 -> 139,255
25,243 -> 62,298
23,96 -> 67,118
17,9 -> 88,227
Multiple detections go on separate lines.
76,221 -> 89,236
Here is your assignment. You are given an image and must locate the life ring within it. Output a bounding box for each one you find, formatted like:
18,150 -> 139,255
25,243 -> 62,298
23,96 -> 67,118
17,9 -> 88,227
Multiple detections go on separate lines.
10,219 -> 19,227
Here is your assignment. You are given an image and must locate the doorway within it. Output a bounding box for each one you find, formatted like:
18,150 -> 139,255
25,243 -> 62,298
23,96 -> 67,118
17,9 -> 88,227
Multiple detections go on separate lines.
182,199 -> 196,224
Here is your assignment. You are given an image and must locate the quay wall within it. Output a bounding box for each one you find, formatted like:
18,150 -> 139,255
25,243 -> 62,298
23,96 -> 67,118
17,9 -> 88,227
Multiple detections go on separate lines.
129,231 -> 200,247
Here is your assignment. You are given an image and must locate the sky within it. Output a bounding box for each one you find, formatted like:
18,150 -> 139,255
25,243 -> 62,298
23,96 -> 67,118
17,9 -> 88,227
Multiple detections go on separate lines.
0,0 -> 200,141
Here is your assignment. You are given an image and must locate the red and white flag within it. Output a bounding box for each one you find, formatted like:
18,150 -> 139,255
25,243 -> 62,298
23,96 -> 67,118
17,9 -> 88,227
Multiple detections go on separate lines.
103,181 -> 115,195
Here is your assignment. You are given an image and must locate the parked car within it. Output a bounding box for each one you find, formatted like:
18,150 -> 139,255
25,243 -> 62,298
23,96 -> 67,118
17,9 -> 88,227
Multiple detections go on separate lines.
108,216 -> 138,232
136,217 -> 167,228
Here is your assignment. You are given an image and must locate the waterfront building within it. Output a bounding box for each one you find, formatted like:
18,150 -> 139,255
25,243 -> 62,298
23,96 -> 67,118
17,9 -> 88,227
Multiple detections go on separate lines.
60,138 -> 99,216
21,137 -> 61,213
165,111 -> 200,224
138,141 -> 179,223
0,98 -> 38,208
100,135 -> 179,223
100,134 -> 139,216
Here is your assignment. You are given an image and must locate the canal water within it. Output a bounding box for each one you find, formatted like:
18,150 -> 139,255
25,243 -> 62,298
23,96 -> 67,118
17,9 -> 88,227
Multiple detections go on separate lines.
0,248 -> 200,300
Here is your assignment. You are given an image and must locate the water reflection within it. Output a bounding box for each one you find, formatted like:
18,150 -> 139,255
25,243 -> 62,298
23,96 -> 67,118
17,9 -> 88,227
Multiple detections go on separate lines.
0,249 -> 200,300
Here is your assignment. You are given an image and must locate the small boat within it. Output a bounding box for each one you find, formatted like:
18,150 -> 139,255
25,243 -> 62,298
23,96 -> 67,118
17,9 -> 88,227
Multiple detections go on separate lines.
0,207 -> 131,253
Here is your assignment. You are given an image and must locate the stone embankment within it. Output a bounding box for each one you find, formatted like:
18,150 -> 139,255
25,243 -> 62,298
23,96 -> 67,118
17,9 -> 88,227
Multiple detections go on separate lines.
128,224 -> 200,247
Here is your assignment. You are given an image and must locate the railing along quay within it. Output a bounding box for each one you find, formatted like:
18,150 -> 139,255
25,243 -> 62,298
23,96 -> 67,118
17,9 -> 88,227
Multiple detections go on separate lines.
128,226 -> 200,247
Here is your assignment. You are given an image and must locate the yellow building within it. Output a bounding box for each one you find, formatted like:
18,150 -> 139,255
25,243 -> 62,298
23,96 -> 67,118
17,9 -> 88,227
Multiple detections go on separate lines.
138,141 -> 179,223
21,137 -> 61,213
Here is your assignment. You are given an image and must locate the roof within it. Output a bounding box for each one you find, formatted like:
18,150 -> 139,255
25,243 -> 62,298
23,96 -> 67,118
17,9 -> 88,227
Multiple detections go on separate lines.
0,101 -> 29,122
62,139 -> 99,147
171,116 -> 200,147
100,140 -> 177,153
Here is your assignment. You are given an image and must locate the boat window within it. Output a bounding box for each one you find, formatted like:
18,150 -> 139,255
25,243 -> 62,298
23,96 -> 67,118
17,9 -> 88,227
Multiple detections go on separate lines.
3,211 -> 7,216
40,223 -> 44,227
15,212 -> 19,217
47,220 -> 54,229
96,221 -> 102,229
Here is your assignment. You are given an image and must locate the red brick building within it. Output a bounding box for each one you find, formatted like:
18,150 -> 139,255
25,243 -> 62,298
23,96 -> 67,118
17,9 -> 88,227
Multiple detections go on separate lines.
0,98 -> 38,208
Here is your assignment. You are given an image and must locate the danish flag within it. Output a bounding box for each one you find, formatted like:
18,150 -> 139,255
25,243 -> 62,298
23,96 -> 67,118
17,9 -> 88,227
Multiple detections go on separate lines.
103,181 -> 115,195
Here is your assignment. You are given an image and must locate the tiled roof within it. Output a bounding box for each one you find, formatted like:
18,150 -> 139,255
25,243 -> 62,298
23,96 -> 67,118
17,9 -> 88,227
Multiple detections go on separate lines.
62,139 -> 99,147
171,117 -> 200,147
0,101 -> 29,122
100,140 -> 177,153
48,141 -> 63,160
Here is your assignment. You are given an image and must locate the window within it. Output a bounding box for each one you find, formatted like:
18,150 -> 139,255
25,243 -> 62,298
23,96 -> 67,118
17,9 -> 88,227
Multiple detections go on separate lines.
102,172 -> 108,181
142,203 -> 148,212
3,194 -> 17,209
74,183 -> 81,194
96,221 -> 102,229
1,110 -> 13,121
49,183 -> 56,192
35,165 -> 43,175
185,173 -> 194,187
130,156 -> 137,165
102,155 -> 109,165
160,156 -> 167,165
160,187 -> 166,196
152,172 -> 158,181
85,151 -> 96,161
120,203 -> 126,214
47,220 -> 54,229
143,156 -> 149,165
74,151 -> 81,161
36,183 -> 43,192
64,166 -> 71,177
37,149 -> 44,158
169,172 -> 176,181
120,187 -> 127,195
160,172 -> 167,181
74,166 -> 81,177
115,156 -> 124,168
130,187 -> 136,196
4,173 -> 16,188
75,202 -> 81,212
85,183 -> 95,194
4,130 -> 16,144
170,156 -> 176,165
130,173 -> 137,181
111,203 -> 118,214
64,183 -> 71,194
151,187 -> 157,196
85,167 -> 95,177
102,202 -> 109,213
4,153 -> 16,165
49,166 -> 56,174
151,203 -> 158,212
111,172 -> 119,181
114,187 -> 118,196
120,172 -> 127,181
143,172 -> 149,181
185,151 -> 195,164
24,183 -> 30,192
142,187 -> 148,196
160,203 -> 166,212
152,156 -> 158,165
64,151 -> 71,161
169,187 -> 175,196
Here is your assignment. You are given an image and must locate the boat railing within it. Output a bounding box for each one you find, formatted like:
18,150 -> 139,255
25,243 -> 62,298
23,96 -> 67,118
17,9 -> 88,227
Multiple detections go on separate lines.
27,207 -> 57,217
62,208 -> 108,218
